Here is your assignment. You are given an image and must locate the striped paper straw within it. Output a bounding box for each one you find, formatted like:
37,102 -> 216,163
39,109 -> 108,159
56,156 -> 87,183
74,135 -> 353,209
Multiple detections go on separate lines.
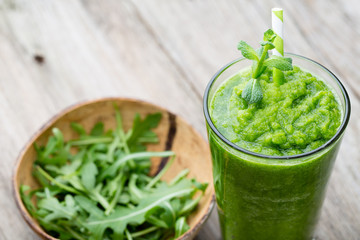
272,8 -> 284,56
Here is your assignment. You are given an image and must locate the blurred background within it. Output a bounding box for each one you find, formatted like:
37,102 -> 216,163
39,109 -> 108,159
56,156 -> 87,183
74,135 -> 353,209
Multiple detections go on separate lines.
1,0 -> 359,239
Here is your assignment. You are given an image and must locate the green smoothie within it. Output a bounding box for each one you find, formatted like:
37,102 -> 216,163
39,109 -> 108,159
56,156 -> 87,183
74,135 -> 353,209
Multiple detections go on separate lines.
208,64 -> 342,239
203,32 -> 350,240
211,66 -> 341,156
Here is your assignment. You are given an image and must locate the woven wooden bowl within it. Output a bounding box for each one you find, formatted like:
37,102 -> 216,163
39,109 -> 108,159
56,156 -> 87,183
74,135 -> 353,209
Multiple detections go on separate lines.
13,97 -> 215,240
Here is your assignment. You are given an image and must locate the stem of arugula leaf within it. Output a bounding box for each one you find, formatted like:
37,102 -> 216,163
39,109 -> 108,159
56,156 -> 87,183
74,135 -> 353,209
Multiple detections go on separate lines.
129,174 -> 144,202
115,110 -> 136,168
64,225 -> 86,240
36,166 -> 82,195
125,228 -> 133,240
179,196 -> 201,215
130,226 -> 159,238
169,169 -> 190,186
88,188 -> 110,210
69,137 -> 113,146
139,174 -> 153,183
145,156 -> 175,190
39,148 -> 112,211
105,174 -> 126,215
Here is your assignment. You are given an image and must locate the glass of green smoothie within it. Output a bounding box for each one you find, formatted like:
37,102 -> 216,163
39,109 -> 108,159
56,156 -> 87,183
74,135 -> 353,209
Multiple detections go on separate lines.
203,41 -> 351,238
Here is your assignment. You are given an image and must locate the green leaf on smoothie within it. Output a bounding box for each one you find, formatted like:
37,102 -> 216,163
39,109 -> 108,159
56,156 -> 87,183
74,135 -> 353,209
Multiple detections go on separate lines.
260,41 -> 275,50
263,56 -> 293,71
242,78 -> 263,104
237,29 -> 293,104
237,41 -> 259,61
263,29 -> 276,42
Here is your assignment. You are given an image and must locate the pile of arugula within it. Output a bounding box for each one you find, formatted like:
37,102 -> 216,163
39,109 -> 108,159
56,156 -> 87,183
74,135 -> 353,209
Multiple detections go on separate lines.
20,107 -> 208,240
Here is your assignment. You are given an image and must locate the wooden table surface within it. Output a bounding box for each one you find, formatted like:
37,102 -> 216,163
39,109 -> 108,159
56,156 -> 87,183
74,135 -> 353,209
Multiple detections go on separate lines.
1,0 -> 359,239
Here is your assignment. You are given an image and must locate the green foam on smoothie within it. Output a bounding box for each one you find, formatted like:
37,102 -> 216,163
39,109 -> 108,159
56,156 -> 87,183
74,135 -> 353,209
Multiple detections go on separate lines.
210,66 -> 342,156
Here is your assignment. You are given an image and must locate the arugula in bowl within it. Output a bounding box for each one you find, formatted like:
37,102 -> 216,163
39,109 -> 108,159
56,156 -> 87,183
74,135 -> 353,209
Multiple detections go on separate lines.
20,106 -> 208,240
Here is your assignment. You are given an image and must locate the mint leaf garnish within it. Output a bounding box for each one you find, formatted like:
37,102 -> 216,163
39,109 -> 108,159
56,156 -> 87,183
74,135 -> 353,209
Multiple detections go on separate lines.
237,29 -> 293,104
263,56 -> 293,71
260,41 -> 275,49
242,78 -> 263,104
237,41 -> 259,61
263,29 -> 276,42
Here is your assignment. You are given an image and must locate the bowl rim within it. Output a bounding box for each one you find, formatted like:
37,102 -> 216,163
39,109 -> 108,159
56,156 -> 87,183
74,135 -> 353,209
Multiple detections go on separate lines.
12,97 -> 215,240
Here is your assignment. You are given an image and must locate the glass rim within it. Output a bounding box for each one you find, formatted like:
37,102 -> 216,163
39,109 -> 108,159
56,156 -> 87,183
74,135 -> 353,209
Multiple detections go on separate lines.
203,53 -> 351,160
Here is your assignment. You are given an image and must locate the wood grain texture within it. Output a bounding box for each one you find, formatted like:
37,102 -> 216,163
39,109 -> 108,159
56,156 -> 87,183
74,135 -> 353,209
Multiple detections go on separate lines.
0,0 -> 359,239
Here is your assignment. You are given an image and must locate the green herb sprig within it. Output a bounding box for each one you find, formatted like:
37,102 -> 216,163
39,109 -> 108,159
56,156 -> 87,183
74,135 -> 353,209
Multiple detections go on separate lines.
237,29 -> 293,104
21,107 -> 208,240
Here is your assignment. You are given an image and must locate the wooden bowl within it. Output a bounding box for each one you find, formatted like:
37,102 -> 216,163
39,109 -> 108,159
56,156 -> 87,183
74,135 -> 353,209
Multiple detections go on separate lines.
13,97 -> 215,240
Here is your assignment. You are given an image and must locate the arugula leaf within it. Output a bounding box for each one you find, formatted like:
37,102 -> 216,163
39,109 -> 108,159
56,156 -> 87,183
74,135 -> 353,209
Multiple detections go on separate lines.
174,216 -> 190,238
66,175 -> 87,193
106,135 -> 121,163
129,174 -> 145,204
138,131 -> 159,143
71,122 -> 87,136
37,194 -> 79,222
145,201 -> 176,229
88,183 -> 110,210
146,156 -> 175,190
169,169 -> 189,186
81,162 -> 98,190
36,166 -> 82,195
102,172 -> 124,199
191,178 -> 208,193
90,122 -> 104,136
36,128 -> 68,166
20,185 -> 37,216
125,229 -> 132,240
130,226 -> 159,238
79,179 -> 194,238
105,173 -> 126,215
98,151 -> 175,181
242,78 -> 263,104
33,165 -> 51,188
68,137 -> 113,146
74,195 -> 104,217
179,196 -> 201,216
127,113 -> 162,147
37,217 -> 71,239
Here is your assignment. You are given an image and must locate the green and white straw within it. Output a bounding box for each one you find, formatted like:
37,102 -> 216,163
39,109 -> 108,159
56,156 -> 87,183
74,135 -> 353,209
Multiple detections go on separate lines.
272,8 -> 284,56
272,8 -> 285,85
